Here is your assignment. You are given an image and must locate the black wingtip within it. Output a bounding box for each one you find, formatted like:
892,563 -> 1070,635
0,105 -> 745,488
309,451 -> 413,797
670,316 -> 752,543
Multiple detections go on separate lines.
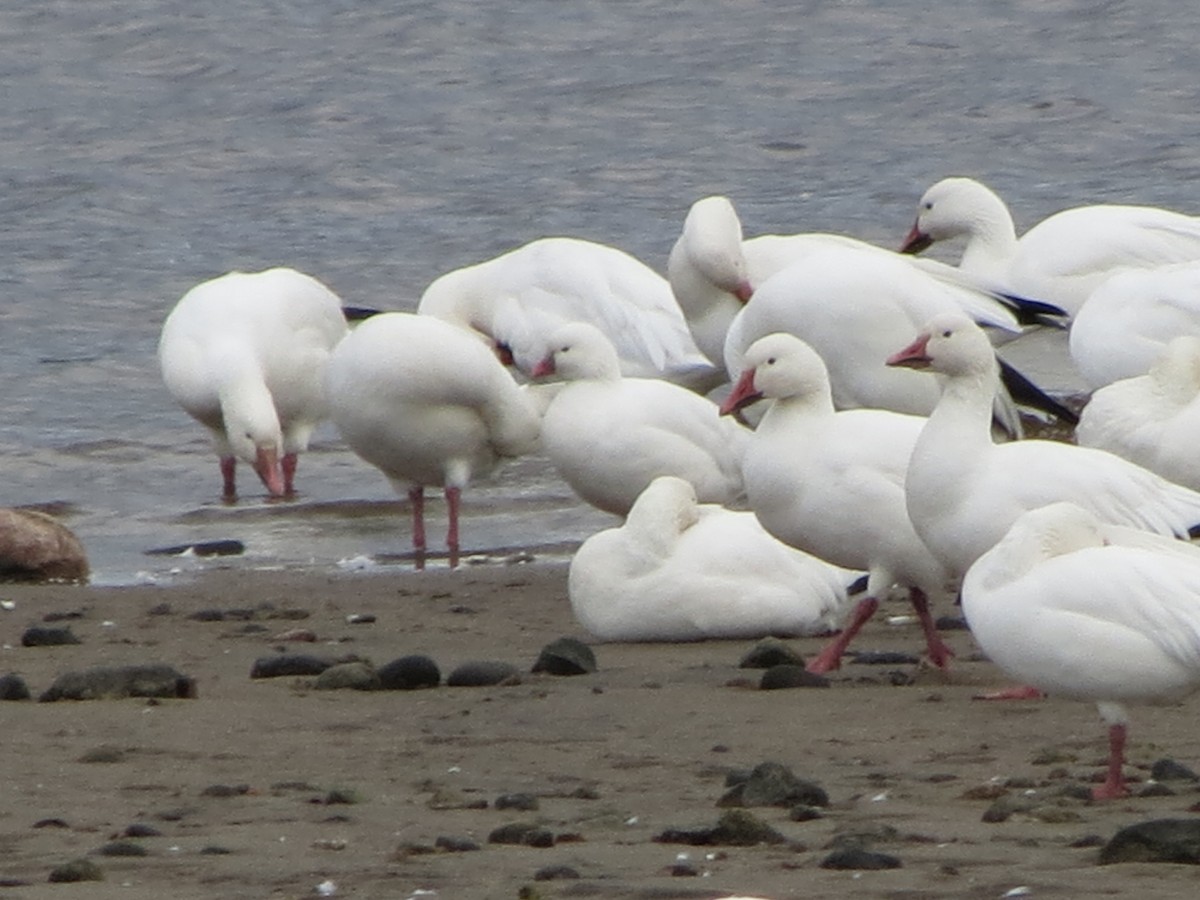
998,292 -> 1069,326
342,305 -> 384,322
997,357 -> 1080,427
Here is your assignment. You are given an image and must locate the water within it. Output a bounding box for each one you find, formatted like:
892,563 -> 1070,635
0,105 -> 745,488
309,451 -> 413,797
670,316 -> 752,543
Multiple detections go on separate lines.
2,0 -> 1199,583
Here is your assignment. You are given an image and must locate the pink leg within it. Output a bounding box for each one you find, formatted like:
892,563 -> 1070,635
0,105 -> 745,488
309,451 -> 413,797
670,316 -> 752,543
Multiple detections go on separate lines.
974,685 -> 1046,701
445,485 -> 461,568
220,456 -> 237,503
806,597 -> 879,674
282,452 -> 298,497
908,588 -> 956,670
408,486 -> 426,570
1092,723 -> 1130,800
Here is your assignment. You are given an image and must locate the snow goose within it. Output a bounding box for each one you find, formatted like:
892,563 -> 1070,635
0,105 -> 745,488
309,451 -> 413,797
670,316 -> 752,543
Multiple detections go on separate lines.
533,322 -> 747,517
901,176 -> 1200,316
1075,335 -> 1200,491
962,501 -> 1200,798
1068,261 -> 1200,389
418,237 -> 718,390
568,476 -> 857,642
159,267 -> 349,501
719,332 -> 957,672
326,312 -> 540,567
888,312 -> 1200,579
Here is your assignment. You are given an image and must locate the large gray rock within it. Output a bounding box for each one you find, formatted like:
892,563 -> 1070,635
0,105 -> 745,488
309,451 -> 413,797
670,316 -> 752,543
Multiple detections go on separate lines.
40,664 -> 197,702
0,508 -> 89,583
1100,818 -> 1200,865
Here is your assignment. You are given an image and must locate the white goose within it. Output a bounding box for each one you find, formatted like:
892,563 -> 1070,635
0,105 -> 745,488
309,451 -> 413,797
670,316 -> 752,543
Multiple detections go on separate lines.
1076,335 -> 1200,491
533,322 -> 748,517
1068,261 -> 1200,389
720,332 -> 957,673
962,501 -> 1200,799
158,267 -> 349,501
418,237 -> 718,389
901,176 -> 1200,316
889,312 -> 1200,579
568,476 -> 857,642
326,312 -> 540,567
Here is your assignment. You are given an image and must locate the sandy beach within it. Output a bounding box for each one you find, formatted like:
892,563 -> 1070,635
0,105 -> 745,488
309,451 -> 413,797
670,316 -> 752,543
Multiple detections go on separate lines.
1,560 -> 1199,899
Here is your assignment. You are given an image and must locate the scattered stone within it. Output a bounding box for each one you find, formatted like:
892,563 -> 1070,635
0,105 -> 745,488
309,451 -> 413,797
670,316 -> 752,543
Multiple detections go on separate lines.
655,810 -> 788,846
820,847 -> 903,870
739,638 -> 805,669
982,795 -> 1038,823
447,660 -> 521,687
1151,759 -> 1200,782
719,761 -> 830,808
250,654 -> 334,679
533,865 -> 580,880
669,862 -> 698,876
435,835 -> 481,852
322,788 -> 362,805
47,858 -> 103,882
273,628 -> 318,642
201,784 -> 250,798
1069,833 -> 1105,849
759,665 -> 829,690
199,845 -> 233,855
1139,782 -> 1176,798
315,661 -> 380,691
122,823 -> 162,838
849,650 -> 920,665
495,793 -> 539,811
789,805 -> 825,822
145,539 -> 245,557
33,818 -> 70,829
21,625 -> 81,647
42,609 -> 84,622
391,841 -> 436,859
0,673 -> 31,701
1099,818 -> 1200,865
826,824 -> 899,851
0,508 -> 89,583
40,663 -> 197,701
147,603 -> 172,616
346,613 -> 376,624
934,615 -> 970,631
78,745 -> 126,764
489,823 -> 555,847
377,655 -> 441,690
188,609 -> 229,622
531,637 -> 596,676
94,841 -> 148,857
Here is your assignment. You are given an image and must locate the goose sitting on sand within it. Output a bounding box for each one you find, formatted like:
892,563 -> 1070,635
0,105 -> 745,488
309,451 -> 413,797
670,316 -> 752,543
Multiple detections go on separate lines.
568,476 -> 859,642
158,267 -> 349,501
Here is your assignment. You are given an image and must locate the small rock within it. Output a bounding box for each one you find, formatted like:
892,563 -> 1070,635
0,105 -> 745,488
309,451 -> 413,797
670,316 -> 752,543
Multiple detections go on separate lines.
531,637 -> 596,676
377,655 -> 440,690
47,858 -> 103,883
273,628 -> 317,642
849,650 -> 920,665
0,508 -> 89,583
982,795 -> 1038,823
94,841 -> 148,857
22,626 -> 82,647
789,805 -> 825,822
739,638 -> 805,669
495,793 -> 539,811
199,845 -> 233,855
201,784 -> 250,798
434,835 -> 481,852
145,539 -> 245,558
534,865 -> 580,881
488,823 -> 555,847
78,746 -> 126,764
322,788 -> 362,805
1150,759 -> 1200,782
0,673 -> 31,701
820,847 -> 902,870
315,662 -> 381,691
346,613 -> 376,624
759,665 -> 829,690
249,654 -> 334,679
655,810 -> 787,847
447,660 -> 520,687
122,823 -> 162,838
719,761 -> 829,808
934,615 -> 970,631
1139,782 -> 1176,798
1100,818 -> 1200,865
40,663 -> 196,701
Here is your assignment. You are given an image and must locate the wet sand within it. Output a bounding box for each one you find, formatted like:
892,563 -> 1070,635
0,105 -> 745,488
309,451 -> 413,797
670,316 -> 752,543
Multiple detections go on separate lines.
1,561 -> 1199,899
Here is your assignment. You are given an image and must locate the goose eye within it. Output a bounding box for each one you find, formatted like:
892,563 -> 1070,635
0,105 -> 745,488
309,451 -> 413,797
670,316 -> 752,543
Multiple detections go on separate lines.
941,329 -> 953,338
923,201 -> 933,210
766,357 -> 777,366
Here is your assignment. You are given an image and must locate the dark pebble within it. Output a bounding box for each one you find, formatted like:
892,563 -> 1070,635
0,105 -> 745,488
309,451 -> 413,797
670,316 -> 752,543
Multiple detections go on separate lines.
40,663 -> 197,701
447,660 -> 521,687
934,615 -> 970,631
820,847 -> 903,870
720,761 -> 830,808
1139,782 -> 1176,798
739,638 -> 805,669
346,613 -> 376,624
1100,818 -> 1200,865
199,845 -> 233,855
377,655 -> 441,690
145,539 -> 245,557
249,654 -> 334,679
533,865 -> 580,881
531,637 -> 596,676
33,818 -> 70,829
670,863 -> 699,876
147,603 -> 172,616
849,650 -> 920,665
655,810 -> 787,847
22,626 -> 81,647
789,805 -> 825,822
188,609 -> 228,622
95,841 -> 148,857
41,610 -> 83,622
47,858 -> 103,883
79,746 -> 126,763
434,835 -> 481,852
495,793 -> 539,811
759,665 -> 829,690
1151,758 -> 1200,782
123,823 -> 162,838
323,788 -> 361,805
0,673 -> 31,701
201,784 -> 250,798
315,662 -> 381,691
1069,834 -> 1106,848
489,823 -> 555,847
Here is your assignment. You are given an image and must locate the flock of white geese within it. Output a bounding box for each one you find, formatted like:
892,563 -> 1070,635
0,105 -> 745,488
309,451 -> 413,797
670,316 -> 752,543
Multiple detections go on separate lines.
158,176 -> 1200,801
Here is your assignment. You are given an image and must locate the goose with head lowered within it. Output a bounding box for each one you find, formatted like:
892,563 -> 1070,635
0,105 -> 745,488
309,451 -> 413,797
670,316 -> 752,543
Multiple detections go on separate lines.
720,332 -> 957,673
888,311 -> 1200,581
962,501 -> 1200,799
158,267 -> 349,502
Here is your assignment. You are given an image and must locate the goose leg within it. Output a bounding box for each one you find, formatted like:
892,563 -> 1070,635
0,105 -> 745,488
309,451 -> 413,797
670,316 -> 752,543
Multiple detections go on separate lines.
1092,723 -> 1130,800
408,486 -> 426,570
806,596 -> 879,674
908,588 -> 956,670
445,485 -> 461,568
220,456 -> 237,503
282,452 -> 298,497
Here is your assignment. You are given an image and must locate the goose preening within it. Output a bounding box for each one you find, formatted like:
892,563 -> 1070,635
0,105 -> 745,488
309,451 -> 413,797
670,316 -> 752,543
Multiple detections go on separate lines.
1068,261 -> 1200,389
325,312 -> 541,567
158,267 -> 349,502
720,332 -> 957,672
533,322 -> 748,517
962,502 -> 1200,799
1075,335 -> 1200,491
887,312 -> 1200,580
417,236 -> 718,389
568,476 -> 858,642
901,176 -> 1200,316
